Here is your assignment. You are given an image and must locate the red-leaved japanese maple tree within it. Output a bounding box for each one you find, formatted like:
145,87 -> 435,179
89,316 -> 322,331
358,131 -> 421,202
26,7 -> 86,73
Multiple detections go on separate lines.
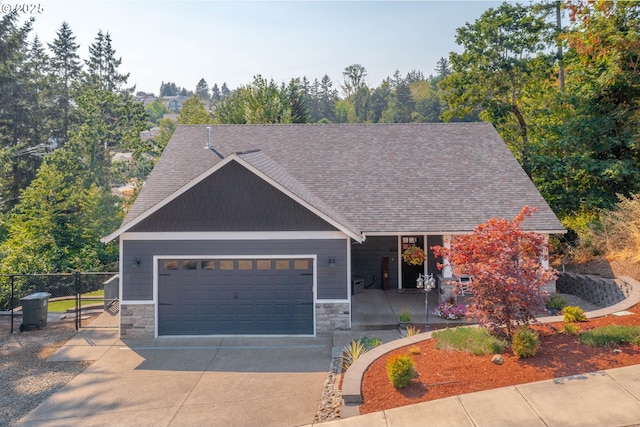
431,206 -> 557,338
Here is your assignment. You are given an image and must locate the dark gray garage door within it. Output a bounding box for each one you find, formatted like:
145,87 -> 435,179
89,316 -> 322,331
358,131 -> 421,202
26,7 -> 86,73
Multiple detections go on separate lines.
158,258 -> 314,335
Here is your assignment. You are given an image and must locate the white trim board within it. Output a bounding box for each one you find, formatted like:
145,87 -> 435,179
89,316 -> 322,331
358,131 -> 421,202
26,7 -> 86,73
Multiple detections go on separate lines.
120,231 -> 349,241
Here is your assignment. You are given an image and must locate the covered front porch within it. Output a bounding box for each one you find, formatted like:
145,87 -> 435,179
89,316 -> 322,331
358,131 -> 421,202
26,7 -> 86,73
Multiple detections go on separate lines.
350,288 -> 472,331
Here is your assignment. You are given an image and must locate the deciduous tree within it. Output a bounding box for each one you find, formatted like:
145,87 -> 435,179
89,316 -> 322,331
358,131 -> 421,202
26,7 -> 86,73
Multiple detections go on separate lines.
178,95 -> 213,124
440,2 -> 556,176
431,207 -> 557,338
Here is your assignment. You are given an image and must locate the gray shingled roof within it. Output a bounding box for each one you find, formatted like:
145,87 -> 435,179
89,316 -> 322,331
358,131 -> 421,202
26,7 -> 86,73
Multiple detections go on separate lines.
235,149 -> 363,239
116,123 -> 564,237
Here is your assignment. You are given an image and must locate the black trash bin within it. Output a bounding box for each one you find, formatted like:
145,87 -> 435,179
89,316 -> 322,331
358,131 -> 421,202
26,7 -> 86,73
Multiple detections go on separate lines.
20,292 -> 51,331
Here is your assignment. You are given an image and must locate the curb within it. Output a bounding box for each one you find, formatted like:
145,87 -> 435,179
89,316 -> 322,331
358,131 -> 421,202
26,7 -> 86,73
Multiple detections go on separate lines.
341,275 -> 640,410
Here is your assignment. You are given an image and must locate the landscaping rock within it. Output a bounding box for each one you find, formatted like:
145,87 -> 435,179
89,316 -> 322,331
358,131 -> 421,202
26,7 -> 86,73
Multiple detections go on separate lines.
492,354 -> 504,365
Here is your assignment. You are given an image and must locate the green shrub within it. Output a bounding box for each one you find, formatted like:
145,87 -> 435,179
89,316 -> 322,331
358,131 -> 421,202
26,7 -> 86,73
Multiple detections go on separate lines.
546,294 -> 568,311
360,336 -> 382,349
563,323 -> 580,335
399,310 -> 411,323
563,306 -> 587,323
341,339 -> 369,370
511,326 -> 540,358
580,325 -> 640,347
386,354 -> 416,389
433,326 -> 508,356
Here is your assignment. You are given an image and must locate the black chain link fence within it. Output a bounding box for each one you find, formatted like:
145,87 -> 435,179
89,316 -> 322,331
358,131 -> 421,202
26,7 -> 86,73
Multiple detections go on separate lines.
0,272 -> 118,333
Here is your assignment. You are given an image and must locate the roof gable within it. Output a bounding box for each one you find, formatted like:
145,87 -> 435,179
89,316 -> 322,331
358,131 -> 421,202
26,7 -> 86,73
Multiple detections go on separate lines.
102,151 -> 363,242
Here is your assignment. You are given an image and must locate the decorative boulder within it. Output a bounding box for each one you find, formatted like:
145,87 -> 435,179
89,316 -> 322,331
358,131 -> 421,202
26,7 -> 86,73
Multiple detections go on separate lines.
492,355 -> 505,365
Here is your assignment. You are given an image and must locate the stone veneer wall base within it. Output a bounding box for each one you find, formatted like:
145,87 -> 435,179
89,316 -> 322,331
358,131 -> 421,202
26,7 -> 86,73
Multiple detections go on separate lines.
120,303 -> 155,339
316,302 -> 350,332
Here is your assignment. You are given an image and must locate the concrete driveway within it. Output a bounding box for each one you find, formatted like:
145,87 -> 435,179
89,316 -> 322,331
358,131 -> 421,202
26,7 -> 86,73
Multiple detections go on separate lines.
18,329 -> 332,427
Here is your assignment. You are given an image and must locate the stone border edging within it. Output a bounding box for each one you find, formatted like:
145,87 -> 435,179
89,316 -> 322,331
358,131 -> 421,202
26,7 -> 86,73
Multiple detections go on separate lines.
341,275 -> 640,407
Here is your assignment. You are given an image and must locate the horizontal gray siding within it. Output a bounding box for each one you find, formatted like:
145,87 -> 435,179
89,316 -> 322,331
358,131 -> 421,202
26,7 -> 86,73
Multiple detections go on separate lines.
122,238 -> 347,301
129,161 -> 337,233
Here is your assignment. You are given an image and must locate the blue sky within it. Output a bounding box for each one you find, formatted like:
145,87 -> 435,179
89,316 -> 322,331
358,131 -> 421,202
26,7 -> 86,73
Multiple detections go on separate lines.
23,1 -> 503,95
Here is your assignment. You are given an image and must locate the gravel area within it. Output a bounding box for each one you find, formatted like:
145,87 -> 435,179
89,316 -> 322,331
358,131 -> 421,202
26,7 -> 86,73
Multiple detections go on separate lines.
0,314 -> 95,427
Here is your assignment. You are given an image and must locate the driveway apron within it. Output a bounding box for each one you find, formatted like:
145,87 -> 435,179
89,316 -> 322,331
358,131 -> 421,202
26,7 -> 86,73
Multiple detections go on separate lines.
18,330 -> 332,427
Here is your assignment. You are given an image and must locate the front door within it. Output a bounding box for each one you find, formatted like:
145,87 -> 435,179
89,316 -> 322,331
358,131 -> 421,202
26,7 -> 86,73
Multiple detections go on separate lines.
401,236 -> 424,289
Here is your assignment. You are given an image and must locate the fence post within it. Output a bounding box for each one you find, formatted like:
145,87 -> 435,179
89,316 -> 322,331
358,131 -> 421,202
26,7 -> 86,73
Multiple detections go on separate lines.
75,271 -> 80,330
10,275 -> 14,334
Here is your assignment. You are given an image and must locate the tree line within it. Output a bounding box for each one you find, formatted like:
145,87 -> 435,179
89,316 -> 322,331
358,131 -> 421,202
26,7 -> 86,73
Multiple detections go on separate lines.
0,12 -> 149,273
0,0 -> 639,274
201,1 -> 640,250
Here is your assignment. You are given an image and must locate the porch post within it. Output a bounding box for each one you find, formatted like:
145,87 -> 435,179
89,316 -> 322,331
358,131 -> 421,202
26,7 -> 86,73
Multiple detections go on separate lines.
540,234 -> 550,269
443,234 -> 453,278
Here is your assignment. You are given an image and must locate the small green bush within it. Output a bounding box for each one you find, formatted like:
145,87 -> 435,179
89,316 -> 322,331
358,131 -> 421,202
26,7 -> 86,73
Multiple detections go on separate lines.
433,326 -> 508,356
563,306 -> 587,323
580,325 -> 640,347
546,294 -> 568,311
563,323 -> 579,335
360,336 -> 382,349
399,310 -> 411,323
511,326 -> 540,358
386,354 -> 416,388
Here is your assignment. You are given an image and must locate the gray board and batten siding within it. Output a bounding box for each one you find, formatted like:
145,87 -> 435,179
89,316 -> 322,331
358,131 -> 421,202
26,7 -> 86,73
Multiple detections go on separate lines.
128,161 -> 337,233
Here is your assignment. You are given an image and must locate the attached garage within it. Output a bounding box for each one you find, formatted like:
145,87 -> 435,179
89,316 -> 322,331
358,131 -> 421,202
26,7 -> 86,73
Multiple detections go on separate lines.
157,257 -> 314,335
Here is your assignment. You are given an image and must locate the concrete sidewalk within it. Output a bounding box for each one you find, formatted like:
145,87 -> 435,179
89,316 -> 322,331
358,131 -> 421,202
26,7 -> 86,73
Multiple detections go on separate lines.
314,364 -> 640,427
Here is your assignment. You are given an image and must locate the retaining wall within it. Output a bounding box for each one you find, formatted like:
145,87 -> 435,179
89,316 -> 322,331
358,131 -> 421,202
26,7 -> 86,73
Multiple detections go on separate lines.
557,272 -> 634,307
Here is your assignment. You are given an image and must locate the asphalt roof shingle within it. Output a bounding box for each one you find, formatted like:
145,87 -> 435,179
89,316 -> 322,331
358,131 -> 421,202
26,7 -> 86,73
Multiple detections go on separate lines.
119,123 -> 564,237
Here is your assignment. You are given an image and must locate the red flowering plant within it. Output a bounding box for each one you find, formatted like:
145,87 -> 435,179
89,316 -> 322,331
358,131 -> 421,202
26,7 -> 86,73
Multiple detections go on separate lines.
402,246 -> 426,265
431,206 -> 558,338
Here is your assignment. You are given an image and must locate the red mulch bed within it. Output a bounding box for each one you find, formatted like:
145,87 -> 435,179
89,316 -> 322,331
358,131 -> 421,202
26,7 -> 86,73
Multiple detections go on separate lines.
360,302 -> 640,414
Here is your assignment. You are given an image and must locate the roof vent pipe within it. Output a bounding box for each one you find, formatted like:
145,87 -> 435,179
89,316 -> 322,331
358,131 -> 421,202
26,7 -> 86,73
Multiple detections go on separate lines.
205,126 -> 224,160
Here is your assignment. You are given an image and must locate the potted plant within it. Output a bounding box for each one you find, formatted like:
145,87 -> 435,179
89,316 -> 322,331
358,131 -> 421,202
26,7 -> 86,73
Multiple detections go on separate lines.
402,246 -> 426,265
398,310 -> 412,330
